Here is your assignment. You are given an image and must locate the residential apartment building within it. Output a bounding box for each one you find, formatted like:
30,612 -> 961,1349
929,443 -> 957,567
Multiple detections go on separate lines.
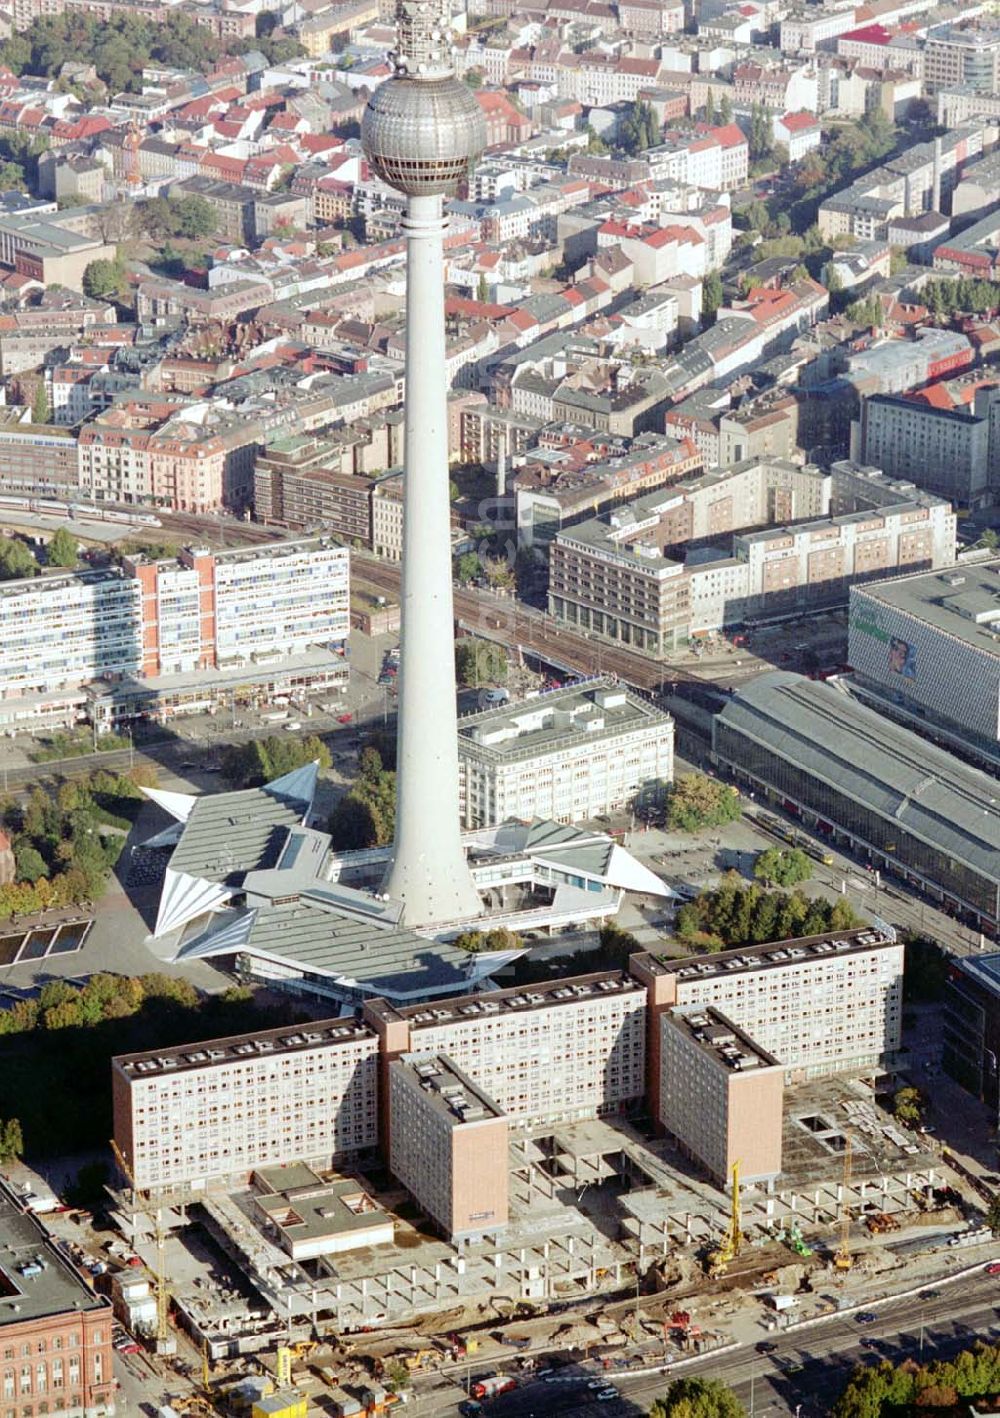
658,1007 -> 784,1187
365,972 -> 648,1131
849,560 -> 1000,750
856,387 -> 1000,507
0,537 -> 349,727
77,401 -> 263,514
0,1180 -> 116,1418
388,1054 -> 508,1244
457,679 -> 674,828
549,460 -> 954,650
515,432 -> 703,549
112,1018 -> 380,1193
818,124 -> 988,241
632,926 -> 905,1121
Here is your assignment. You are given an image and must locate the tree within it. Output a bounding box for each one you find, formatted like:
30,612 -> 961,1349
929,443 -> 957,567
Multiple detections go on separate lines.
619,99 -> 659,155
988,1196 -> 1000,1237
666,773 -> 741,833
47,525 -> 78,568
0,537 -> 37,580
82,256 -> 124,299
0,1117 -> 23,1162
13,843 -> 48,883
453,926 -> 522,953
456,551 -> 481,584
753,847 -> 812,887
476,271 -> 489,303
748,103 -> 773,163
31,382 -> 49,425
482,554 -> 515,591
455,639 -> 507,686
719,91 -> 733,125
977,528 -> 999,551
650,1377 -> 747,1418
701,271 -> 724,327
893,1085 -> 924,1126
704,88 -> 715,123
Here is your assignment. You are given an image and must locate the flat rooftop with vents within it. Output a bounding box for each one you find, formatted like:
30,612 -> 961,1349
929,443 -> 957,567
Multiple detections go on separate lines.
0,1180 -> 108,1327
633,925 -> 899,984
114,1016 -> 375,1079
852,560 -> 1000,659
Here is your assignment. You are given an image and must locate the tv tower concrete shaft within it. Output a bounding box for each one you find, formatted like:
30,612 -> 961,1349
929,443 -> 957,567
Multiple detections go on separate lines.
382,194 -> 482,923
360,2 -> 485,925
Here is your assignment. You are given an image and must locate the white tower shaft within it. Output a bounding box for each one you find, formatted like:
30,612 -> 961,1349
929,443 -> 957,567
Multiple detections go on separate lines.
382,193 -> 482,924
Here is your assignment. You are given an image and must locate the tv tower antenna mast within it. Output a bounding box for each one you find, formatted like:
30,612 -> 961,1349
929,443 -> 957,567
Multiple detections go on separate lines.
361,0 -> 485,924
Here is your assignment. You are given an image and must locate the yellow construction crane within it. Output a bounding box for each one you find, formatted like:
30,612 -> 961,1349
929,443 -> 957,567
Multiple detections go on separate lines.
109,1139 -> 175,1355
706,1162 -> 742,1278
834,1137 -> 854,1272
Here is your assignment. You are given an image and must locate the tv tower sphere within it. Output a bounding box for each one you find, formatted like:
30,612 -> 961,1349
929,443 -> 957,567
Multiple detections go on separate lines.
361,2 -> 486,197
359,0 -> 485,926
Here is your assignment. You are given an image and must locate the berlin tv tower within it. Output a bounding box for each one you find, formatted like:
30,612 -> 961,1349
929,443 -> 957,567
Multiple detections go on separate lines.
361,0 -> 485,925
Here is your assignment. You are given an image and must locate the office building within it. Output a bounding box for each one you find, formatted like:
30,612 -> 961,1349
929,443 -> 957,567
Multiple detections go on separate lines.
632,925 -> 904,1121
943,953 -> 1000,1109
0,538 -> 349,729
849,561 -> 1000,751
457,680 -> 674,828
389,1053 -> 508,1244
366,972 -> 647,1130
0,1179 -> 116,1418
923,21 -> 1000,94
712,671 -> 1000,929
856,388 -> 1000,508
253,436 -> 379,544
658,1007 -> 784,1187
111,1018 -> 380,1193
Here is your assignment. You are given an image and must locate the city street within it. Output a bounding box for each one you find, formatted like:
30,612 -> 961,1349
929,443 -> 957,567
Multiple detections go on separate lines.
400,1262 -> 1000,1417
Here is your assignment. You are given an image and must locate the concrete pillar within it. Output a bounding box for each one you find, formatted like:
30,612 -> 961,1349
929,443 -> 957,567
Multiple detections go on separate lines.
382,192 -> 481,924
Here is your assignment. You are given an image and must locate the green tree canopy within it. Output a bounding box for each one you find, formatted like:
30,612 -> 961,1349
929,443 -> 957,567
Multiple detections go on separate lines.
220,734 -> 331,788
700,271 -> 724,326
82,256 -> 125,299
46,526 -> 78,568
753,847 -> 812,887
650,1377 -> 747,1418
456,551 -> 481,584
0,1118 -> 24,1162
675,873 -> 862,950
140,193 -> 217,242
893,1085 -> 924,1126
30,382 -> 49,424
327,747 -> 396,850
0,537 -> 37,580
455,639 -> 507,687
666,773 -> 741,832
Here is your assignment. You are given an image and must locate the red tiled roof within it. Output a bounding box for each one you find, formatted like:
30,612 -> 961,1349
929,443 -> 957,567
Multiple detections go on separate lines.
780,109 -> 820,132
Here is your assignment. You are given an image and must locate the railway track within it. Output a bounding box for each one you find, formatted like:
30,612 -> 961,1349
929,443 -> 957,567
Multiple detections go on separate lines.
352,556 -> 705,694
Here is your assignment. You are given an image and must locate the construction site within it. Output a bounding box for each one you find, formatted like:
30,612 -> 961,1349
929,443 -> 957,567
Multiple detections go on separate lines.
81,1073 -> 968,1360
